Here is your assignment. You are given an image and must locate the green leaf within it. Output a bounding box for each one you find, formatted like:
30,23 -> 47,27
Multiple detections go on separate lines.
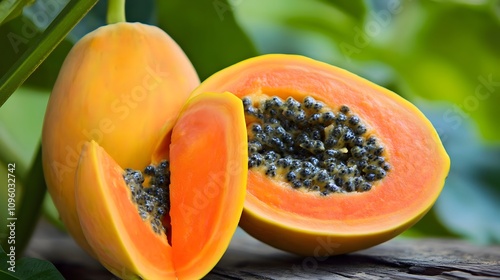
0,86 -> 50,254
0,0 -> 99,107
384,2 -> 500,141
0,245 -> 64,279
156,0 -> 258,80
417,99 -> 500,244
319,0 -> 367,20
404,207 -> 459,238
0,0 -> 35,25
0,87 -> 50,176
232,0 -> 370,72
41,195 -> 65,232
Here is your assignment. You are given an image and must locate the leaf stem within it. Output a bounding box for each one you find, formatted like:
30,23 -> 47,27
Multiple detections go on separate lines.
107,0 -> 126,24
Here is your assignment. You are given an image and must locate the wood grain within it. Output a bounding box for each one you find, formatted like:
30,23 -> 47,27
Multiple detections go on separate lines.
25,219 -> 500,279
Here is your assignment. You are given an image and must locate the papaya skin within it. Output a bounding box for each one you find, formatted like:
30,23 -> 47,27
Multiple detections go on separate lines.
75,92 -> 248,279
190,54 -> 450,256
42,22 -> 199,256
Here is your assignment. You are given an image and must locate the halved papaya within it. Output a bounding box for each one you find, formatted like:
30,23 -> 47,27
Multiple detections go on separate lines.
190,54 -> 450,256
75,92 -> 247,279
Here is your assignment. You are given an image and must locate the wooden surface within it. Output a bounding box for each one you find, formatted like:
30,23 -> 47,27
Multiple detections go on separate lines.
25,219 -> 500,279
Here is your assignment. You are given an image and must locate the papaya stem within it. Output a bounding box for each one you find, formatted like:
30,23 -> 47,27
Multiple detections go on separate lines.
107,0 -> 126,24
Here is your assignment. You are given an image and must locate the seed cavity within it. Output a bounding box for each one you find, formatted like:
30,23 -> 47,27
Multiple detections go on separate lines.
243,95 -> 390,195
123,160 -> 170,235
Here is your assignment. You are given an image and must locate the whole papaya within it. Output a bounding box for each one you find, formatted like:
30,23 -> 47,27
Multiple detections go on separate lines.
42,22 -> 199,255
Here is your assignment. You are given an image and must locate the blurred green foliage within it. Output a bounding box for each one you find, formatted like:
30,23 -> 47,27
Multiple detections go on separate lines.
157,0 -> 258,80
0,0 -> 499,254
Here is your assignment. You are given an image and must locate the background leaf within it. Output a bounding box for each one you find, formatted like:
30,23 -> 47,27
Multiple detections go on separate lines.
319,0 -> 367,20
0,87 -> 48,250
0,7 -> 74,90
155,0 -> 258,80
0,0 -> 99,256
0,246 -> 64,279
0,0 -> 35,25
0,0 -> 99,106
416,99 -> 500,243
231,0 -> 398,87
0,87 -> 49,174
233,0 -> 367,65
338,1 -> 500,141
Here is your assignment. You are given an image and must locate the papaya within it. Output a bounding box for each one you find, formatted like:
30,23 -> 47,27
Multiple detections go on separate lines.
42,22 -> 200,256
75,92 -> 247,279
190,54 -> 450,256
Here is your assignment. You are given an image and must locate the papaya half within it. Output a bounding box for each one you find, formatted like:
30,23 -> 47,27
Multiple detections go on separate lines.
42,22 -> 199,256
191,54 -> 451,256
75,92 -> 248,279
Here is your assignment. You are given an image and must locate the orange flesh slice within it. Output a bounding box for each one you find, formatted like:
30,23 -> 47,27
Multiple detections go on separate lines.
75,92 -> 247,279
170,92 -> 247,279
75,140 -> 175,279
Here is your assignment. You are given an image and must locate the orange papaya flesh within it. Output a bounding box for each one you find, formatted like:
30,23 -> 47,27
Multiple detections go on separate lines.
75,141 -> 175,279
169,92 -> 248,279
42,22 -> 199,256
190,54 -> 450,256
75,92 -> 247,279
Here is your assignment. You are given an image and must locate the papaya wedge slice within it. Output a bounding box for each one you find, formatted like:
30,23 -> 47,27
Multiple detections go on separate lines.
75,92 -> 247,279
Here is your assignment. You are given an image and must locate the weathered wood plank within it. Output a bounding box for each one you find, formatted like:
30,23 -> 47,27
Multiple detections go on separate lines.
24,219 -> 500,279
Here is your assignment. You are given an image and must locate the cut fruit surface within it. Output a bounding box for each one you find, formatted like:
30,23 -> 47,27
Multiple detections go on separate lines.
75,92 -> 247,279
170,92 -> 248,279
190,54 -> 450,256
75,140 -> 175,279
